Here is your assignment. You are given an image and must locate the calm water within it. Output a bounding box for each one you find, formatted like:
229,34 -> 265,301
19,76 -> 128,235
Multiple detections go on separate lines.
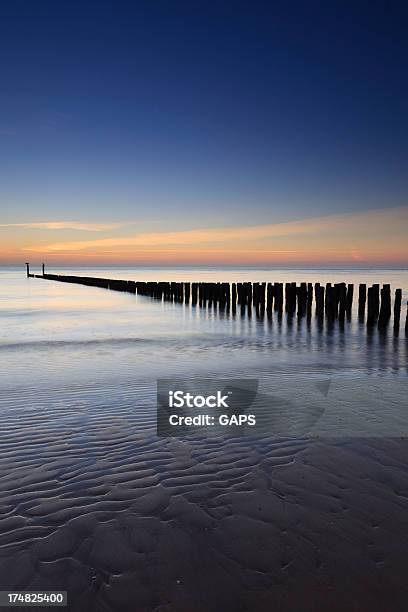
1,266 -> 408,611
1,266 -> 408,434
2,266 -> 408,385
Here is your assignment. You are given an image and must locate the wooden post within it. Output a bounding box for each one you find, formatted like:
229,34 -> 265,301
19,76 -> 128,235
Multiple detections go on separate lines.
333,283 -> 343,319
405,301 -> 408,337
296,283 -> 307,317
307,283 -> 313,317
247,283 -> 252,308
208,283 -> 213,306
266,283 -> 273,314
232,283 -> 237,306
215,282 -> 219,305
25,262 -> 30,277
366,286 -> 374,324
367,284 -> 380,325
285,283 -> 290,312
358,284 -> 366,320
325,283 -> 334,318
191,283 -> 198,305
338,283 -> 347,320
42,263 -> 45,276
258,282 -> 265,316
252,282 -> 259,307
285,282 -> 296,314
245,283 -> 251,316
274,283 -> 283,312
346,284 -> 353,316
315,283 -> 323,317
378,284 -> 391,328
231,283 -> 237,314
184,282 -> 190,304
317,285 -> 325,318
393,288 -> 402,331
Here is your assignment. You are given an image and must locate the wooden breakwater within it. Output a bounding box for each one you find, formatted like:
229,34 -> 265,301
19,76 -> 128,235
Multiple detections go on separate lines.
25,264 -> 408,335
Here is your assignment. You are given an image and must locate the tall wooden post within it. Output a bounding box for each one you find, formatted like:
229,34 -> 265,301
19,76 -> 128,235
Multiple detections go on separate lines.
274,283 -> 283,312
42,263 -> 45,276
306,283 -> 313,317
393,288 -> 402,332
378,284 -> 391,328
405,301 -> 408,337
358,284 -> 366,320
405,302 -> 408,337
338,283 -> 347,320
184,282 -> 190,304
315,283 -> 324,318
25,262 -> 30,277
266,283 -> 273,315
346,284 -> 353,317
367,284 -> 380,325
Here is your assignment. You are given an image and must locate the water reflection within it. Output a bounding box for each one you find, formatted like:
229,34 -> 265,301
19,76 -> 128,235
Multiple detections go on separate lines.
0,267 -> 407,393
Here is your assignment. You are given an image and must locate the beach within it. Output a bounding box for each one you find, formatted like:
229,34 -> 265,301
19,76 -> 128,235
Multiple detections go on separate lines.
1,266 -> 408,611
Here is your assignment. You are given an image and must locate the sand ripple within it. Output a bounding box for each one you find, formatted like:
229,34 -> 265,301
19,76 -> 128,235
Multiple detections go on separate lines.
1,383 -> 408,611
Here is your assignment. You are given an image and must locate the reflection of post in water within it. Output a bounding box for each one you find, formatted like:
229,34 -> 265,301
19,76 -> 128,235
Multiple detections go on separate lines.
366,317 -> 375,345
276,310 -> 283,333
316,309 -> 324,335
286,311 -> 294,333
377,318 -> 389,368
326,313 -> 335,337
297,309 -> 303,332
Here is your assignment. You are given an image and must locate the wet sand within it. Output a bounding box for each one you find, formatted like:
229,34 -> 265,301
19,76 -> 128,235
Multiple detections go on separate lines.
1,402 -> 408,611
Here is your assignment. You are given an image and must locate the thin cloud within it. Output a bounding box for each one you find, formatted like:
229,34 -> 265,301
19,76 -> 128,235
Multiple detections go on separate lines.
23,206 -> 408,257
22,218 -> 328,252
1,221 -> 124,232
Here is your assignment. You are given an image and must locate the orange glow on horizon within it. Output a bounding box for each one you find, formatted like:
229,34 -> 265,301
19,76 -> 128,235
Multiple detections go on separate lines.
1,207 -> 407,267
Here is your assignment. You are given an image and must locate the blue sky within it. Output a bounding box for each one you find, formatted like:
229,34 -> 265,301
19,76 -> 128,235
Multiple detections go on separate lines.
0,1 -> 407,264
